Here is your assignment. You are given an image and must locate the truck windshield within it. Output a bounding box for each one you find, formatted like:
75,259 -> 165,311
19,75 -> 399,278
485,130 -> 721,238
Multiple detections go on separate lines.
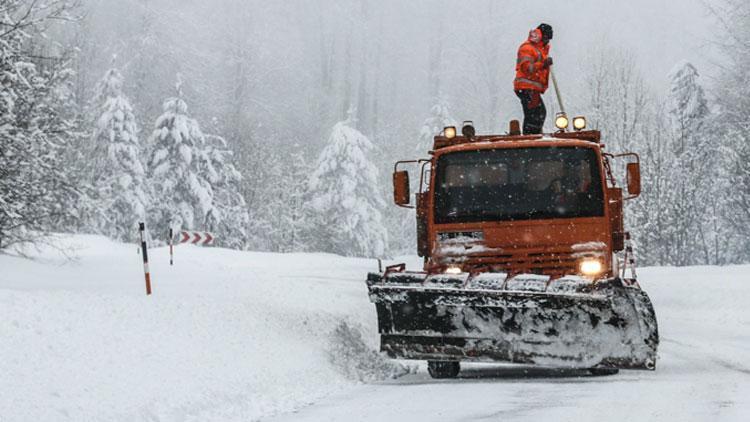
434,147 -> 604,224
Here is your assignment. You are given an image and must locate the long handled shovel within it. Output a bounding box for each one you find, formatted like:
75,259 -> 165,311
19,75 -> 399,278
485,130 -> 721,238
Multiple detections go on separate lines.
550,67 -> 568,129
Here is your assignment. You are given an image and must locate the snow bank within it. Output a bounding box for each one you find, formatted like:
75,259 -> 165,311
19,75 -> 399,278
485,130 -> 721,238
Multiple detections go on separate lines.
0,235 -> 406,421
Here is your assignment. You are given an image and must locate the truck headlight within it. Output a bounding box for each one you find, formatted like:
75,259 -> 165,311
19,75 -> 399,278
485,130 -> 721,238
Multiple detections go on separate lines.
444,126 -> 457,139
445,265 -> 462,275
573,116 -> 587,130
578,258 -> 603,276
555,113 -> 569,130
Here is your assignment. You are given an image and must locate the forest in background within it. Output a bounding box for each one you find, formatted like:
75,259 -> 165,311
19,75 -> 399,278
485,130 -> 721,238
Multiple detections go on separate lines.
2,0 -> 750,266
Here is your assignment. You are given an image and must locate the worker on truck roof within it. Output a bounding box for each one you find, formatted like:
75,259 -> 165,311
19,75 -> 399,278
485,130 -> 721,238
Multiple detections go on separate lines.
514,23 -> 553,134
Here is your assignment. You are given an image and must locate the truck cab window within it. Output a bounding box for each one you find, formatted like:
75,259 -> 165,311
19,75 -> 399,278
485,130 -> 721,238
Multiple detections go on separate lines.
434,147 -> 604,223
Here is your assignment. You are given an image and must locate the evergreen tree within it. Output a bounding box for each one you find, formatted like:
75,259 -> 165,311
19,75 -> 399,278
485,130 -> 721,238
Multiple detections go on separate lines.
89,66 -> 148,241
712,0 -> 750,262
239,139 -> 277,251
0,21 -> 79,249
251,145 -> 311,253
203,133 -> 249,249
248,146 -> 311,253
147,78 -> 215,239
625,61 -> 723,266
662,61 -> 715,265
584,48 -> 650,152
416,97 -> 454,152
54,110 -> 95,234
278,148 -> 311,252
668,62 -> 710,154
308,118 -> 387,257
146,77 -> 248,248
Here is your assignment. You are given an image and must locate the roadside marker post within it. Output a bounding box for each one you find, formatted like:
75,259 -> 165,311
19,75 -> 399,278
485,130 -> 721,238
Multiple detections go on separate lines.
169,228 -> 174,266
138,222 -> 152,295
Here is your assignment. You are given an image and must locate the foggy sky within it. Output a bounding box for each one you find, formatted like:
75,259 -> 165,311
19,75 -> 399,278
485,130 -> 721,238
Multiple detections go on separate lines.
76,0 -> 719,146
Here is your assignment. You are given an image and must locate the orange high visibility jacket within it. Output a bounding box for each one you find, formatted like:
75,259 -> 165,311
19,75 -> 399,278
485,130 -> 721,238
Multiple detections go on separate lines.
514,29 -> 550,93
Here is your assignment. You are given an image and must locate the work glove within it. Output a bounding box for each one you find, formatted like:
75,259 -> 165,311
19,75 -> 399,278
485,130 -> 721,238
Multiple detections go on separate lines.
543,57 -> 553,68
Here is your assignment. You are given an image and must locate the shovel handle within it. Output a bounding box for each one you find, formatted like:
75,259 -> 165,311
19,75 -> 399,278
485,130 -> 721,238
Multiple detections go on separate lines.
550,68 -> 566,115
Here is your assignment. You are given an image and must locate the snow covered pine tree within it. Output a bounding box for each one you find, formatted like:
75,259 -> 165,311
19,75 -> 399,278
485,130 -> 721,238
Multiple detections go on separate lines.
280,149 -> 311,252
202,133 -> 249,249
662,61 -> 717,265
417,97 -> 454,153
255,146 -> 311,252
713,0 -> 750,261
147,79 -> 215,240
270,148 -> 311,252
308,119 -> 387,258
147,77 -> 248,247
89,66 -> 148,241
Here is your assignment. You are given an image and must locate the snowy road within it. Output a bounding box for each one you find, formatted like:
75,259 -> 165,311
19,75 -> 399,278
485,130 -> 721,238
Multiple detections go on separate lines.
267,266 -> 750,422
268,340 -> 748,422
1,236 -> 748,421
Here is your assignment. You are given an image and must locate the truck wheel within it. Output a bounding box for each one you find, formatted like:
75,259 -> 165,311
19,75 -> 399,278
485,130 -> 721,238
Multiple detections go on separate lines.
427,361 -> 460,379
588,367 -> 619,376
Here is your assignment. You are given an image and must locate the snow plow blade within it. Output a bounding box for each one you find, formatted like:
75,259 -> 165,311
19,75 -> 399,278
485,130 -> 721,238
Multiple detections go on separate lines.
367,272 -> 658,370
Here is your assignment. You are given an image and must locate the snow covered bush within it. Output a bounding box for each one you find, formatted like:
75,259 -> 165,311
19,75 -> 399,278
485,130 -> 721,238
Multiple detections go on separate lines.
0,8 -> 81,249
308,119 -> 387,258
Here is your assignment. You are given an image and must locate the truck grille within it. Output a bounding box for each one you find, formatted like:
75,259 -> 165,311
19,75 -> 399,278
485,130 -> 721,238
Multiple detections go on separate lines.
435,246 -> 600,277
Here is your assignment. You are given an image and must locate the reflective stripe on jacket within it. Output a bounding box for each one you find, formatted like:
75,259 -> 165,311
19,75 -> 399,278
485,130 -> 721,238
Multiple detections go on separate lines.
514,29 -> 550,93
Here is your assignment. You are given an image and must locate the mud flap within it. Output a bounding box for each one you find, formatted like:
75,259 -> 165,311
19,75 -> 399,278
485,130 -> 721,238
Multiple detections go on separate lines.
367,274 -> 658,370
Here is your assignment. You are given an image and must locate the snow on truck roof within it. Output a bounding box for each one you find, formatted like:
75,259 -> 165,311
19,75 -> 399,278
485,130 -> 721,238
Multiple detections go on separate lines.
432,130 -> 602,153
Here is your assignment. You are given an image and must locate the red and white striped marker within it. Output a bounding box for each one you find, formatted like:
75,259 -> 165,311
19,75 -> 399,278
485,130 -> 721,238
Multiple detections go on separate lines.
179,231 -> 215,246
139,222 -> 152,295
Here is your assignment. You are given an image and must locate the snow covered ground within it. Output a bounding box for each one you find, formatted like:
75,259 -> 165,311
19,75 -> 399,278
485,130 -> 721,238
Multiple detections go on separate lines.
1,235 -> 748,421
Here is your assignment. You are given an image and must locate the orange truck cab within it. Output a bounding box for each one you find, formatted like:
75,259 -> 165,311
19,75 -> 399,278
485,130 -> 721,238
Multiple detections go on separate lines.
395,124 -> 642,281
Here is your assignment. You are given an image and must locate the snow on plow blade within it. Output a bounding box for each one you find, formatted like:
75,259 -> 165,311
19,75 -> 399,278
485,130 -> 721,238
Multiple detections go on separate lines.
366,272 -> 658,370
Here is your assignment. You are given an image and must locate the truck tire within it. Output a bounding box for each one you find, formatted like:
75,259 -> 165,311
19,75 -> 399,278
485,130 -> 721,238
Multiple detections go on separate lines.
427,361 -> 460,379
588,367 -> 619,376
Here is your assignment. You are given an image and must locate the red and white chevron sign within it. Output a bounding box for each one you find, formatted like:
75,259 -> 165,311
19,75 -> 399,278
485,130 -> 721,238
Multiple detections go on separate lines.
179,231 -> 215,246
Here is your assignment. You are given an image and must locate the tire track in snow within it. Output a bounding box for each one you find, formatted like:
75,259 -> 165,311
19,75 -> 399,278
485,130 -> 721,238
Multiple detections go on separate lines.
662,337 -> 750,376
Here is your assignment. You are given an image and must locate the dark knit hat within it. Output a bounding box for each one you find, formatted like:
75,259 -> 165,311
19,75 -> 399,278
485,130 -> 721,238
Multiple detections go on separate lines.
538,23 -> 553,41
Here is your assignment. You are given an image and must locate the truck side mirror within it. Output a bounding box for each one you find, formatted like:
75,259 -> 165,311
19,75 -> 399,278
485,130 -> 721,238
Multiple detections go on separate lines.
626,162 -> 641,197
393,170 -> 410,206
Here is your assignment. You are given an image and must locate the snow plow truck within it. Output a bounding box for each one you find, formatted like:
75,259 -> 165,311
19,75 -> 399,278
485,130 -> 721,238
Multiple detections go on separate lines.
366,118 -> 659,378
